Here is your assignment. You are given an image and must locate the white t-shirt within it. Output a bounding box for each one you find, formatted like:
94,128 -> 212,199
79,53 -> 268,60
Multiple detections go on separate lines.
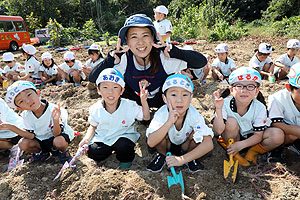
146,105 -> 213,145
25,56 -> 40,78
39,64 -> 58,76
88,98 -> 143,146
154,19 -> 172,43
249,54 -> 273,71
222,96 -> 267,138
115,51 -> 187,76
212,57 -> 236,76
268,89 -> 300,126
59,60 -> 86,80
0,98 -> 24,138
274,53 -> 299,74
22,100 -> 74,141
85,58 -> 104,68
3,62 -> 23,74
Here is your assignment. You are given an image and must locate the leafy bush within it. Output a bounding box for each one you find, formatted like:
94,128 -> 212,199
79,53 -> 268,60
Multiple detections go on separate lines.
26,12 -> 42,37
81,19 -> 100,41
207,19 -> 248,41
271,15 -> 300,38
263,0 -> 300,22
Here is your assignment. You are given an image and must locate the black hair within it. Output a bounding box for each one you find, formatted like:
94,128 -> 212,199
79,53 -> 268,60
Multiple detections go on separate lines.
220,86 -> 266,107
21,49 -> 37,61
289,84 -> 299,91
88,49 -> 103,59
42,58 -> 56,68
66,59 -> 75,63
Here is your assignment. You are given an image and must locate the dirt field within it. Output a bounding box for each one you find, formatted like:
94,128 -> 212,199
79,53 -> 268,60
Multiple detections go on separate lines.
0,36 -> 300,200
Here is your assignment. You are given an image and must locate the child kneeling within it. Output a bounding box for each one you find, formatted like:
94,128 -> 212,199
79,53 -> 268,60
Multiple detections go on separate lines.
79,68 -> 150,169
4,81 -> 74,163
213,67 -> 284,166
146,74 -> 214,172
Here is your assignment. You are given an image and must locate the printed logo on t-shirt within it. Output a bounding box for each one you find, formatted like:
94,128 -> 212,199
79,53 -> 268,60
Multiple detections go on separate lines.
185,132 -> 189,136
122,120 -> 125,124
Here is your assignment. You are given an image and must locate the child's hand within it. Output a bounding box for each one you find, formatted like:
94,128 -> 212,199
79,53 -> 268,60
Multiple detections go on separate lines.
52,103 -> 61,121
166,155 -> 184,167
110,38 -> 130,64
167,100 -> 179,124
0,120 -> 11,130
41,77 -> 47,82
213,90 -> 224,109
79,138 -> 89,148
139,80 -> 149,102
227,141 -> 244,155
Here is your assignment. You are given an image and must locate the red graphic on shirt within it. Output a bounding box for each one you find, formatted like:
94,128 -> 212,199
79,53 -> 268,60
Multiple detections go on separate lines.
29,66 -> 31,68
49,124 -> 51,128
264,120 -> 266,124
122,120 -> 125,124
186,132 -> 189,136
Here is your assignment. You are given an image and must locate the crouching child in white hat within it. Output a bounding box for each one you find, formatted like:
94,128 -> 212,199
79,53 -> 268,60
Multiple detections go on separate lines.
79,68 -> 150,169
2,81 -> 74,163
146,74 -> 214,173
83,44 -> 105,78
2,52 -> 23,83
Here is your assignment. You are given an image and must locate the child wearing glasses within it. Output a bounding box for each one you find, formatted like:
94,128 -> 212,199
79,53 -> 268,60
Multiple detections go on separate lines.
213,67 -> 284,166
249,43 -> 275,80
57,52 -> 86,87
274,39 -> 300,80
2,52 -> 23,83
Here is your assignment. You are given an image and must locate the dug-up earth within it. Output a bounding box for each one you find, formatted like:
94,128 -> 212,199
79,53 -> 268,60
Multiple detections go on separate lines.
0,36 -> 300,200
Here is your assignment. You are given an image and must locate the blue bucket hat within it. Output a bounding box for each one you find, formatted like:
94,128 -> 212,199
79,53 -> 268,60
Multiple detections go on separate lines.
118,14 -> 159,46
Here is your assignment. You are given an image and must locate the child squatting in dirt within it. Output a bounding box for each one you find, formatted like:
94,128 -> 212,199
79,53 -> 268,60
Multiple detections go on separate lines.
1,81 -> 74,164
79,68 -> 150,169
146,74 -> 214,173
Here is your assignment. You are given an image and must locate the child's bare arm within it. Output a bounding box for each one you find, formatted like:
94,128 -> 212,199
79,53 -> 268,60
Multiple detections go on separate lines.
139,80 -> 150,120
0,122 -> 34,139
166,135 -> 213,167
272,122 -> 300,138
227,131 -> 263,155
79,125 -> 96,147
212,90 -> 225,134
52,103 -> 62,137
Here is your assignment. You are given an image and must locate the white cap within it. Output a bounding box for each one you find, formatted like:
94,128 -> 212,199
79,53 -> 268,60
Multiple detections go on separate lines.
89,44 -> 101,51
258,43 -> 272,54
182,45 -> 194,50
154,5 -> 168,15
3,52 -> 14,62
64,51 -> 75,61
22,44 -> 36,55
287,39 -> 300,49
41,52 -> 52,60
215,44 -> 229,53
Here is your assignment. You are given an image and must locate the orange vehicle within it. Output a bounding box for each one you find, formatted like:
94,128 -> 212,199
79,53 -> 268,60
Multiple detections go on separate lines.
0,15 -> 30,51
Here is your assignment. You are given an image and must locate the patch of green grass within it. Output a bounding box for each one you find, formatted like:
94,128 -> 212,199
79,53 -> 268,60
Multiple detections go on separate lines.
244,22 -> 274,37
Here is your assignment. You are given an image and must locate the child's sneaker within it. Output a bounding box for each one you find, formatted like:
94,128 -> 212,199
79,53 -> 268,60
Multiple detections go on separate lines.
267,147 -> 283,163
187,159 -> 204,172
146,153 -> 166,172
288,139 -> 300,155
58,150 -> 72,164
30,152 -> 51,162
119,162 -> 132,169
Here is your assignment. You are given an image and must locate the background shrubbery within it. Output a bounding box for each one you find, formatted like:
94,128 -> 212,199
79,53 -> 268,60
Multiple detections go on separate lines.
0,0 -> 300,45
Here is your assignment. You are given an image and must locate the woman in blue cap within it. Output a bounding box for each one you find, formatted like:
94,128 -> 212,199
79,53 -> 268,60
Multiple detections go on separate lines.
89,14 -> 207,108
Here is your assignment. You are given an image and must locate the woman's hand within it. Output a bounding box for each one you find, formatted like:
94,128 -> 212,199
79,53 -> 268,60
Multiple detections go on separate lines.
109,38 -> 130,64
151,32 -> 171,58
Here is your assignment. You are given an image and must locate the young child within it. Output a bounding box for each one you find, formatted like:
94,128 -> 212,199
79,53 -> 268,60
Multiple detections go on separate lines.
2,52 -> 23,83
274,39 -> 299,80
83,44 -> 104,78
267,63 -> 300,162
3,81 -> 74,163
212,44 -> 236,81
39,52 -> 58,86
146,74 -> 214,172
19,44 -> 41,83
213,67 -> 284,166
153,5 -> 172,43
79,68 -> 150,169
0,98 -> 24,151
57,51 -> 86,86
249,43 -> 275,79
181,45 -> 210,83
